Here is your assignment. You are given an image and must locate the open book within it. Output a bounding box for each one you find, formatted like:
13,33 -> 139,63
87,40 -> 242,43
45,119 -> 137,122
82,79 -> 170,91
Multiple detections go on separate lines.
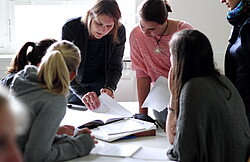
71,94 -> 156,142
78,117 -> 125,129
90,118 -> 156,142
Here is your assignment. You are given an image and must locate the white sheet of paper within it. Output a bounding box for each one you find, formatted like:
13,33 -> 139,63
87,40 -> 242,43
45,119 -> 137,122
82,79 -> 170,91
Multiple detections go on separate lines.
98,118 -> 146,135
91,142 -> 141,157
141,76 -> 170,112
132,147 -> 169,161
92,93 -> 133,117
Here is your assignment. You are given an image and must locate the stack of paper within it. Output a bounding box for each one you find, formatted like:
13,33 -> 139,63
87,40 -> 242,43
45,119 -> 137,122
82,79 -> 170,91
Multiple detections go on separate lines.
91,118 -> 156,142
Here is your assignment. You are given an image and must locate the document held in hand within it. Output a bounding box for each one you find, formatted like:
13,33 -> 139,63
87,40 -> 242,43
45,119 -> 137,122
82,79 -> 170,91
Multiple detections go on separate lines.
92,93 -> 133,117
142,76 -> 170,112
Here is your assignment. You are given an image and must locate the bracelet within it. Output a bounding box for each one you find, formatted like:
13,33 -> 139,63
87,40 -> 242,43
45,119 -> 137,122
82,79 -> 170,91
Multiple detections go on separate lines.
167,106 -> 176,113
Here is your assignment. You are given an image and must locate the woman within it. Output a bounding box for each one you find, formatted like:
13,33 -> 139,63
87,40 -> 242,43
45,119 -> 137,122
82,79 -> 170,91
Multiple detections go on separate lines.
1,38 -> 57,88
129,0 -> 192,129
0,86 -> 24,162
221,0 -> 250,125
10,40 -> 96,162
1,38 -> 75,136
166,29 -> 250,162
62,0 -> 126,110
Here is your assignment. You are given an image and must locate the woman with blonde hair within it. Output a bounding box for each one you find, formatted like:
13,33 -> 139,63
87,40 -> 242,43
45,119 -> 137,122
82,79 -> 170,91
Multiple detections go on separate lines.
10,40 -> 96,162
62,0 -> 126,110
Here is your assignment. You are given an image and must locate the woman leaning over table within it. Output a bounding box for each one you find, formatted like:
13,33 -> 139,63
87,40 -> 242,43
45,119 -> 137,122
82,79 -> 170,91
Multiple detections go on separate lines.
166,29 -> 250,162
129,0 -> 192,133
221,0 -> 250,125
62,0 -> 126,110
10,40 -> 96,162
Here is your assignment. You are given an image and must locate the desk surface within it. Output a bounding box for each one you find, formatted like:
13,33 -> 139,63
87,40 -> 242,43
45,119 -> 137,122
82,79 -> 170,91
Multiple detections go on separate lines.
61,102 -> 174,162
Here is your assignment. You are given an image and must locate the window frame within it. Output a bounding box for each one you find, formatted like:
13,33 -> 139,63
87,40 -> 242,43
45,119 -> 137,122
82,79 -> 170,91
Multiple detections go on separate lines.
0,0 -> 137,59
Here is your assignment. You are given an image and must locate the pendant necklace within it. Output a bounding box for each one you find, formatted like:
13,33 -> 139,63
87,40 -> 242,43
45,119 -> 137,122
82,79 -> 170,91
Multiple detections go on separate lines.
154,21 -> 169,54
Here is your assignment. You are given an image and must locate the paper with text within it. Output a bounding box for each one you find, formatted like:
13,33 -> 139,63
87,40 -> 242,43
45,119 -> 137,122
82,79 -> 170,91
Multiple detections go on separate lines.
98,118 -> 146,135
142,76 -> 170,112
91,118 -> 156,142
92,93 -> 133,117
132,147 -> 169,161
91,141 -> 141,157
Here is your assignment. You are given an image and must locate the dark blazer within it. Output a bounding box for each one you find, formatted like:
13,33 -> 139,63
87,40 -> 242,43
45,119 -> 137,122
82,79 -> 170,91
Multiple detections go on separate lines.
224,17 -> 250,99
62,17 -> 126,98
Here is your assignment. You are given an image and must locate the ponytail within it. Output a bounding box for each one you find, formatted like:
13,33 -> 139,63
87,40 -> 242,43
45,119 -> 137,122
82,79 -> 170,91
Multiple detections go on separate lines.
7,38 -> 57,74
37,40 -> 80,95
7,42 -> 35,74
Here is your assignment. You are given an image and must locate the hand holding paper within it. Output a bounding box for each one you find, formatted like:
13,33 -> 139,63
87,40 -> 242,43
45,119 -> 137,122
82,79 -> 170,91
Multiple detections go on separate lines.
142,76 -> 170,112
92,93 -> 133,117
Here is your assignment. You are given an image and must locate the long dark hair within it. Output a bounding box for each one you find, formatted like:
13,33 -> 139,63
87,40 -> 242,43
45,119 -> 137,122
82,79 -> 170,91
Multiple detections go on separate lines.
139,0 -> 172,25
170,30 -> 230,113
7,38 -> 57,74
82,0 -> 121,43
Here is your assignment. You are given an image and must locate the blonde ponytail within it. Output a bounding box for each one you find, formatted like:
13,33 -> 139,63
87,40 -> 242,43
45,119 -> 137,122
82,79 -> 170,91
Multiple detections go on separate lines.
38,40 -> 80,95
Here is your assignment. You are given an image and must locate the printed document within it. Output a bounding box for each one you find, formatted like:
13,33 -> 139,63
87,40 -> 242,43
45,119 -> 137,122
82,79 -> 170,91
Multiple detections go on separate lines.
142,76 -> 170,112
91,118 -> 156,142
92,93 -> 133,117
91,141 -> 141,157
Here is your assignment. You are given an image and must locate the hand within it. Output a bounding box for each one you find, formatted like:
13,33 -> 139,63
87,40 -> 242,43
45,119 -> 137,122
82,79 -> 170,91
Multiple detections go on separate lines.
82,92 -> 100,110
77,128 -> 98,144
57,125 -> 75,136
100,88 -> 114,98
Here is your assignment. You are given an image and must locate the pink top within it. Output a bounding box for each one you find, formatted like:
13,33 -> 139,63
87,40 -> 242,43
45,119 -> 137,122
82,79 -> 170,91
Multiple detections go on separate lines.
130,21 -> 193,83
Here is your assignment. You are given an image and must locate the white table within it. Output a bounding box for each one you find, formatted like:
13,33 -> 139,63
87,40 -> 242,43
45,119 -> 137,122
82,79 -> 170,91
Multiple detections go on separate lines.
61,102 -> 174,161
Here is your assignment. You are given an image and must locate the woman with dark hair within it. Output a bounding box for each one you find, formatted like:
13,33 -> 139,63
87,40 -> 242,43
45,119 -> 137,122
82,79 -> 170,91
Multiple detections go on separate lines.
1,38 -> 57,88
62,0 -> 126,110
166,29 -> 250,162
220,0 -> 250,125
129,0 -> 192,131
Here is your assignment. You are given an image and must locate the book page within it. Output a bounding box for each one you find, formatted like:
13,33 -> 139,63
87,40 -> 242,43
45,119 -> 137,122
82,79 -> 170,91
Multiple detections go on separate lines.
142,76 -> 170,112
98,118 -> 146,135
91,141 -> 141,157
92,93 -> 133,117
91,119 -> 156,142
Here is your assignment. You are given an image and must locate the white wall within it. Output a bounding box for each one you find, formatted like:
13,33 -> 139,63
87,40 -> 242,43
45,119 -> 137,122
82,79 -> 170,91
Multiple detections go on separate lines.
170,0 -> 231,71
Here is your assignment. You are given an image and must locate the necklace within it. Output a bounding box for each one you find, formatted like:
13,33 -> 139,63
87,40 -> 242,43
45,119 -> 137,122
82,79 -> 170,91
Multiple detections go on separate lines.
154,21 -> 169,54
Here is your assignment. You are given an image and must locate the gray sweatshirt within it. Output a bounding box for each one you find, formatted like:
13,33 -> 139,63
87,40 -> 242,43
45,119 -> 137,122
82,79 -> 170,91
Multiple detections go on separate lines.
167,76 -> 250,162
10,65 -> 95,162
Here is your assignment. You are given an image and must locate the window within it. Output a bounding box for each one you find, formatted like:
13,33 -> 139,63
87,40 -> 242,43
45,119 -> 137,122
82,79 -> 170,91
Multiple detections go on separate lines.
1,0 -> 137,58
